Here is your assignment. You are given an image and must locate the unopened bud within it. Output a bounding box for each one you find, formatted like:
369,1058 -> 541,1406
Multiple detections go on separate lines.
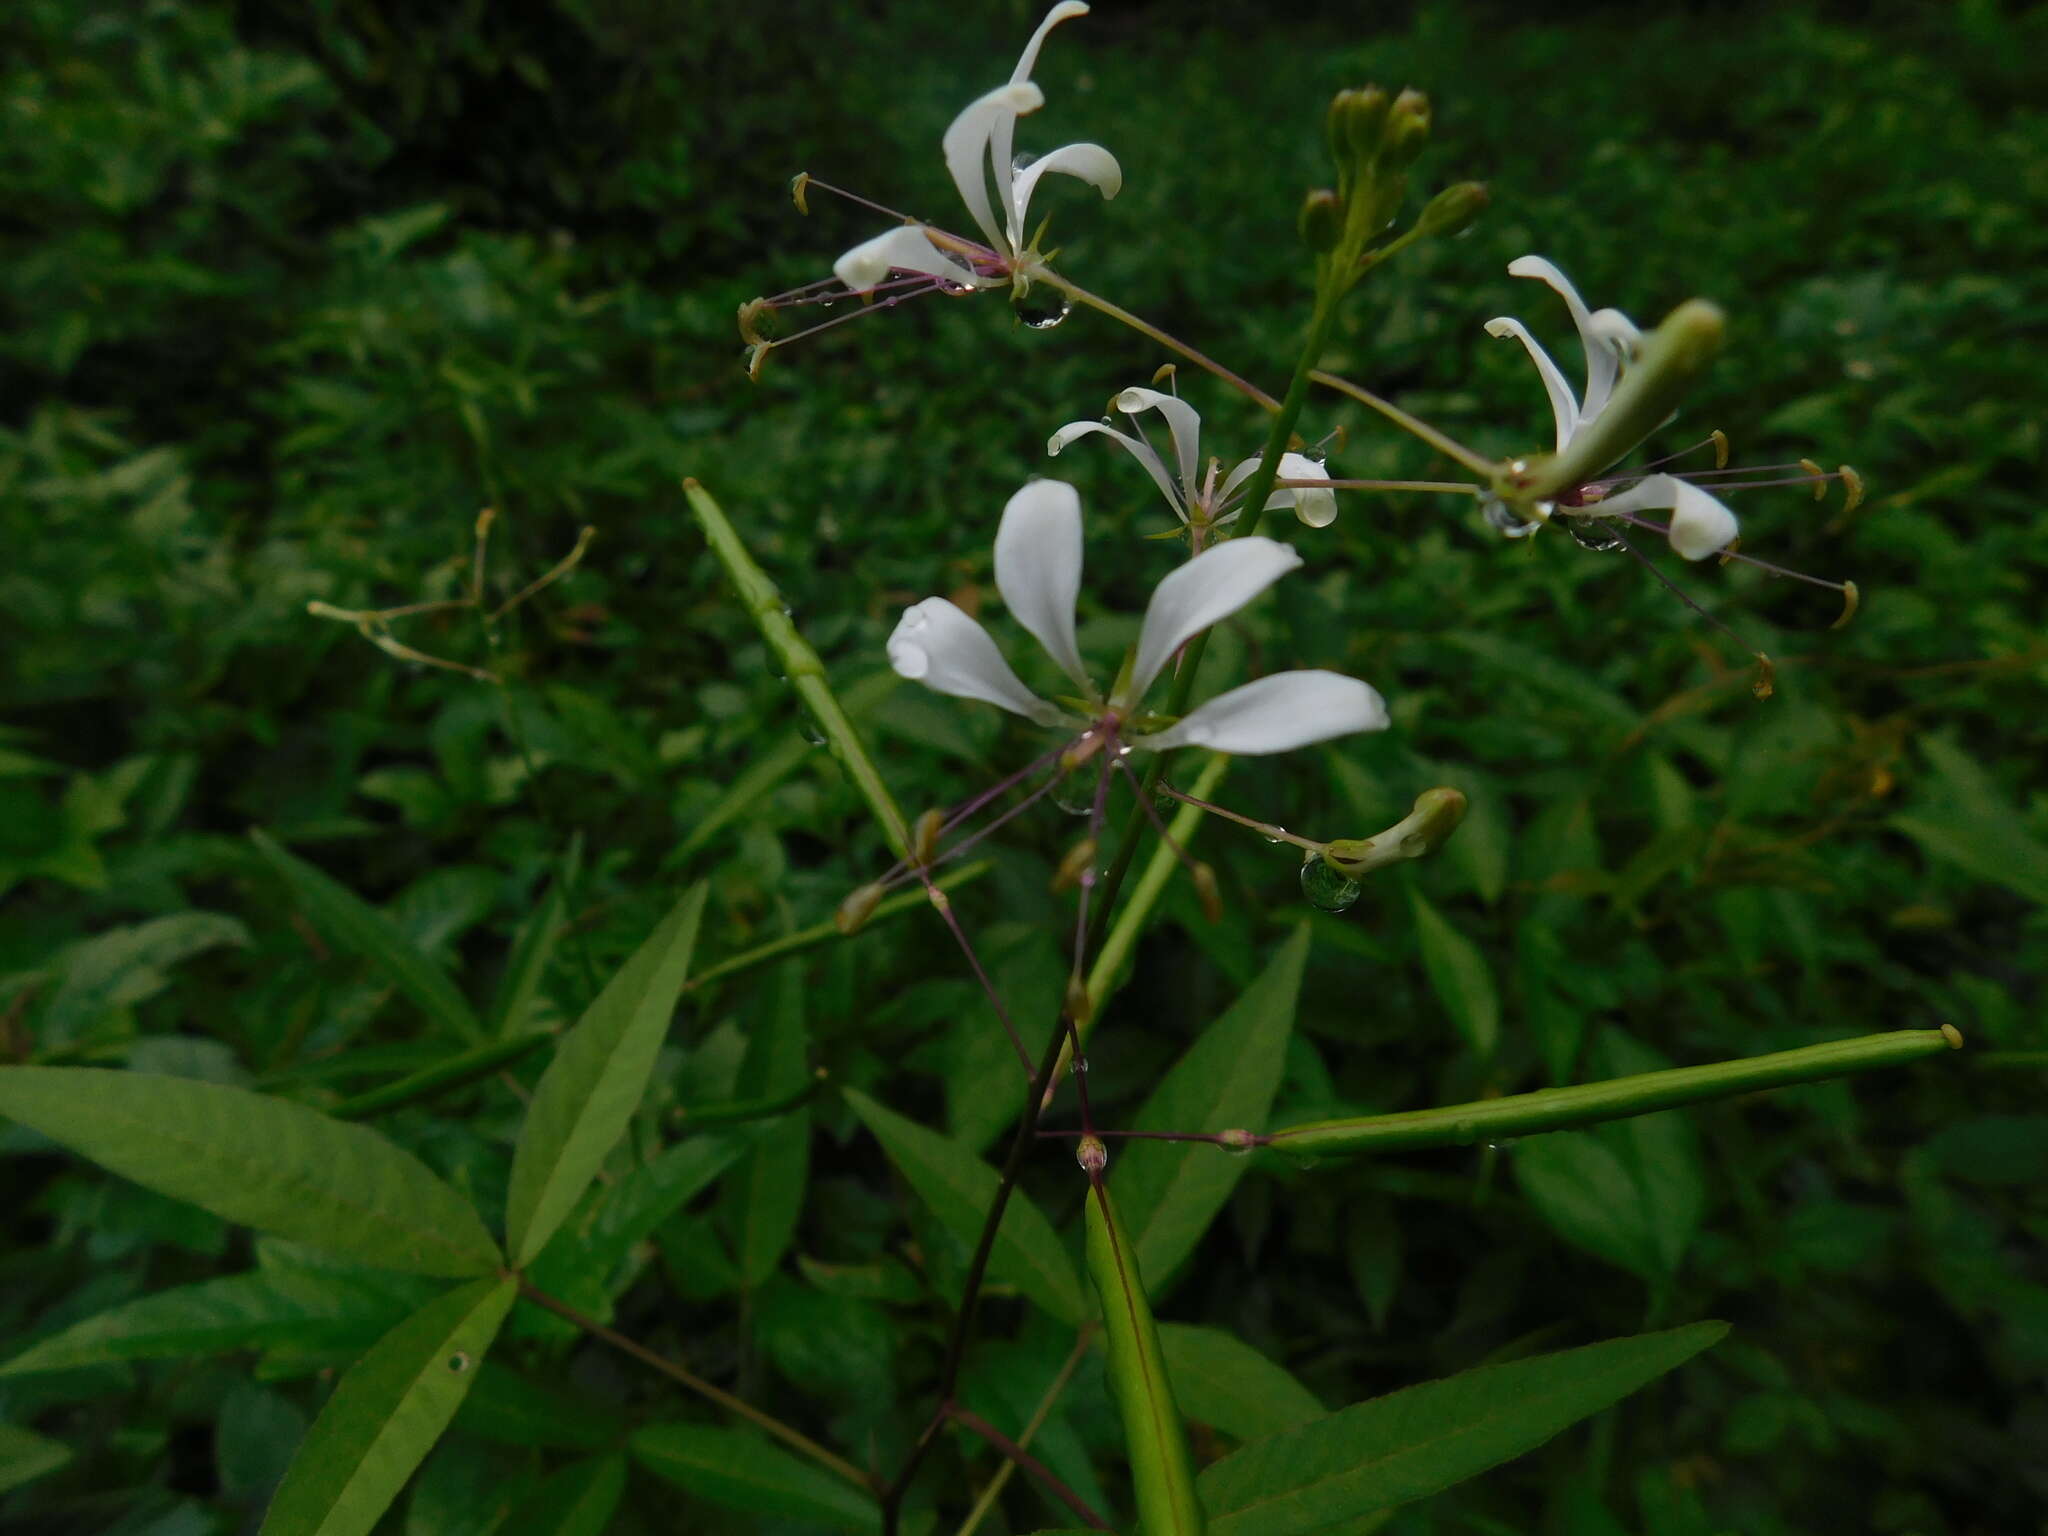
912,807 -> 945,867
835,882 -> 885,935
1191,861 -> 1223,923
1329,86 -> 1390,168
1064,975 -> 1094,1026
1380,89 -> 1432,169
1076,1135 -> 1109,1177
1052,836 -> 1098,893
1298,188 -> 1343,253
1414,181 -> 1488,239
1321,787 -> 1470,878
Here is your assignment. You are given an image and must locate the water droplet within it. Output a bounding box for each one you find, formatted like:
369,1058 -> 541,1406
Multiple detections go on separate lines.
1299,856 -> 1361,913
1566,516 -> 1625,552
1481,495 -> 1542,539
1052,767 -> 1094,816
1261,827 -> 1289,846
1483,1138 -> 1518,1151
1012,287 -> 1072,330
1071,1056 -> 1089,1075
802,725 -> 827,747
1011,151 -> 1038,174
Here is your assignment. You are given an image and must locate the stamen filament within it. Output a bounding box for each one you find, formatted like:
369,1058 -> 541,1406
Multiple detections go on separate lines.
1036,272 -> 1282,412
1309,370 -> 1500,477
1276,477 -> 1480,496
1609,528 -> 1775,699
792,174 -> 918,224
1155,778 -> 1323,853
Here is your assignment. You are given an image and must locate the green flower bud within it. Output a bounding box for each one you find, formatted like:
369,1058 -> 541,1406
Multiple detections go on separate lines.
1328,86 -> 1390,169
1380,88 -> 1432,171
1320,788 -> 1470,879
1414,181 -> 1488,239
1298,188 -> 1343,253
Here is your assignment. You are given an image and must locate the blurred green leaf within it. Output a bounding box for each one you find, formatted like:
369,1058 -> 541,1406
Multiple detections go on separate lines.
631,1424 -> 877,1532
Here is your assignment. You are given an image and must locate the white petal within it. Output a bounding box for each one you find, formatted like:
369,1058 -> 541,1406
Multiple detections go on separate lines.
1127,537 -> 1302,704
1594,473 -> 1739,560
1113,387 -> 1203,504
887,597 -> 1063,723
1010,2 -> 1090,85
1262,451 -> 1338,529
1047,420 -> 1184,520
833,225 -> 986,293
1130,671 -> 1389,754
1506,254 -> 1638,424
1485,316 -> 1579,453
942,81 -> 1043,255
993,479 -> 1091,691
1009,141 -> 1122,247
992,2 -> 1090,202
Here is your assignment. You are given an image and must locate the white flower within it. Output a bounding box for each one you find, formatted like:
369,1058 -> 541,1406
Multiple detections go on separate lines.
885,480 -> 1388,754
833,3 -> 1122,295
1487,256 -> 1738,560
1047,387 -> 1337,531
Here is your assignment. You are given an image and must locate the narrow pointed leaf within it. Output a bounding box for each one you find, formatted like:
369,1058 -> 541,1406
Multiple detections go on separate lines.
1086,1181 -> 1204,1536
1196,1322 -> 1729,1535
1114,927 -> 1307,1295
1407,887 -> 1498,1061
3,1271 -> 389,1376
504,1454 -> 626,1536
250,829 -> 479,1040
1156,1323 -> 1324,1441
844,1087 -> 1085,1325
506,884 -> 708,1267
260,1275 -> 517,1536
0,1067 -> 500,1276
0,1424 -> 72,1495
487,877 -> 566,1037
727,964 -> 810,1286
632,1423 -> 878,1532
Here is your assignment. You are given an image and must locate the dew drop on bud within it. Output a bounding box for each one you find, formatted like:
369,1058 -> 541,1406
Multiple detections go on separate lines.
1076,1134 -> 1108,1177
1300,855 -> 1362,913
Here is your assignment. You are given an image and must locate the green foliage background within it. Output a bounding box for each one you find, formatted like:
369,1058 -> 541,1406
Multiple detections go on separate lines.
3,0 -> 2043,1531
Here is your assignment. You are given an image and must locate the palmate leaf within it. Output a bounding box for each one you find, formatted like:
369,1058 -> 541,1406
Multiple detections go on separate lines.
631,1424 -> 877,1533
844,1087 -> 1085,1326
0,1067 -> 500,1277
1112,926 -> 1306,1297
1195,1322 -> 1729,1535
261,1275 -> 518,1536
250,829 -> 480,1040
505,884 -> 708,1267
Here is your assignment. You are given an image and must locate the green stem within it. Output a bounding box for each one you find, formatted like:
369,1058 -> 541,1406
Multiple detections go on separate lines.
1268,1028 -> 1962,1157
686,479 -> 914,862
686,860 -> 994,993
328,1033 -> 552,1119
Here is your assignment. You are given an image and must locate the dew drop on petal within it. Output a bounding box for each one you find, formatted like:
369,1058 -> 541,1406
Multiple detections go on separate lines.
1052,767 -> 1094,816
1299,856 -> 1361,913
1011,151 -> 1038,174
1481,495 -> 1543,539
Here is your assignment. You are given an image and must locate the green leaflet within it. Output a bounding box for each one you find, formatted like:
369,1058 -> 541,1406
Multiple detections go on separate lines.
0,1067 -> 500,1277
2,1270 -> 390,1376
502,1454 -> 626,1536
0,1423 -> 72,1495
631,1423 -> 878,1533
1406,886 -> 1498,1061
1196,1322 -> 1729,1535
505,884 -> 708,1267
843,1087 -> 1086,1326
1156,1323 -> 1324,1442
249,829 -> 480,1040
486,876 -> 566,1038
260,1275 -> 518,1536
1113,926 -> 1307,1296
1086,1181 -> 1203,1536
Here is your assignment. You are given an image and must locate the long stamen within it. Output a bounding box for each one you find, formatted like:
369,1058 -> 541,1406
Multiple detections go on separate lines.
922,879 -> 1035,1075
1108,745 -> 1208,884
1276,476 -> 1481,495
1636,431 -> 1730,472
1154,777 -> 1323,853
792,173 -> 919,224
1609,528 -> 1777,699
876,772 -> 1064,894
1608,512 -> 1853,595
1309,370 -> 1500,477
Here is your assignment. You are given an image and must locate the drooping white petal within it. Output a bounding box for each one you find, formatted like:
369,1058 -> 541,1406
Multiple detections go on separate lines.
887,597 -> 1063,724
1262,451 -> 1338,529
1126,537 -> 1302,704
1130,670 -> 1389,754
993,479 -> 1091,691
1486,316 -> 1579,452
1507,255 -> 1636,426
942,81 -> 1043,255
1113,387 -> 1203,504
833,225 -> 986,294
1594,473 -> 1739,560
1047,420 -> 1184,520
1008,141 -> 1122,248
992,2 -> 1091,200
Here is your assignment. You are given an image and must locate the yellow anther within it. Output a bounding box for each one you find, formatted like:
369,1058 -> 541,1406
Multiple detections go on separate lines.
789,172 -> 812,215
1710,429 -> 1730,469
1191,861 -> 1222,923
1064,975 -> 1094,1026
737,297 -> 770,346
1151,362 -> 1178,389
1718,536 -> 1742,566
746,341 -> 771,382
1830,579 -> 1861,631
1799,458 -> 1827,499
912,808 -> 945,868
1751,652 -> 1777,701
1052,837 -> 1098,893
1839,465 -> 1864,513
1941,1023 -> 1964,1050
835,883 -> 885,936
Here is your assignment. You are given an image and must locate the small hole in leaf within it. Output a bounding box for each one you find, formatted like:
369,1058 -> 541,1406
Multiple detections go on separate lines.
447,1352 -> 471,1374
